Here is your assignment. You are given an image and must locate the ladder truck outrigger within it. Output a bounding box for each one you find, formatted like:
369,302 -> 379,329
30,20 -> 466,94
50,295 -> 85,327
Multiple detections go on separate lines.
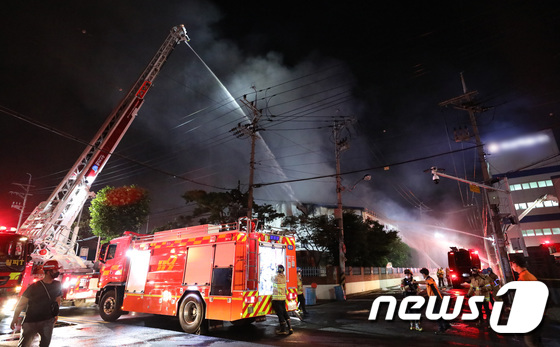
0,25 -> 190,311
96,218 -> 299,334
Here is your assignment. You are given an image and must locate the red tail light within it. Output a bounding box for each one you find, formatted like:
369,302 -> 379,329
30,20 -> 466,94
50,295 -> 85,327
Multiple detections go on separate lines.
244,296 -> 257,304
451,274 -> 457,279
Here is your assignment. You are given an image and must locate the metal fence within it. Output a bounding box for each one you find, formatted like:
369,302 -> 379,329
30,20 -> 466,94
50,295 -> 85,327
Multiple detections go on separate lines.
301,266 -> 429,277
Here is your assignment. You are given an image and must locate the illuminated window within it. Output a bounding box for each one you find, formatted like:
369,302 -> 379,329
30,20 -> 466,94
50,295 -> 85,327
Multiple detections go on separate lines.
535,229 -> 543,236
538,181 -> 547,187
526,229 -> 535,236
544,201 -> 555,207
553,228 -> 560,235
522,183 -> 531,189
512,184 -> 522,191
536,202 -> 544,208
547,180 -> 553,186
522,230 -> 527,236
519,203 -> 527,209
530,182 -> 538,188
543,228 -> 552,235
515,204 -> 520,210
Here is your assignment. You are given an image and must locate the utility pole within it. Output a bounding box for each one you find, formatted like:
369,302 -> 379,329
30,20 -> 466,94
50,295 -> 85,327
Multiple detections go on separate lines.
333,118 -> 352,296
439,73 -> 514,283
10,173 -> 33,232
230,87 -> 264,230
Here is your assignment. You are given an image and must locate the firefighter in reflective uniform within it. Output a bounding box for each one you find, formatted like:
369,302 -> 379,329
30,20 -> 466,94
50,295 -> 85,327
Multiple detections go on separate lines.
436,267 -> 445,287
467,267 -> 492,326
484,267 -> 501,306
401,269 -> 422,331
296,268 -> 307,315
272,264 -> 292,335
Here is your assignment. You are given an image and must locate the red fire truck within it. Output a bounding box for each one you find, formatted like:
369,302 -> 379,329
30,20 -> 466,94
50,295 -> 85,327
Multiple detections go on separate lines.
96,219 -> 298,333
447,247 -> 481,288
0,229 -> 33,315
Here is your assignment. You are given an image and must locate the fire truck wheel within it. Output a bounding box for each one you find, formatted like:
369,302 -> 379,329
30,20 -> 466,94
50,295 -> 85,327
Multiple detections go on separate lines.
99,291 -> 122,322
178,294 -> 205,334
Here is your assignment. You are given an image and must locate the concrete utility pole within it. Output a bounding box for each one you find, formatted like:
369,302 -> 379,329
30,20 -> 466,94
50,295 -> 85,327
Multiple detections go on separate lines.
10,173 -> 33,232
230,87 -> 263,229
439,73 -> 513,283
333,119 -> 352,296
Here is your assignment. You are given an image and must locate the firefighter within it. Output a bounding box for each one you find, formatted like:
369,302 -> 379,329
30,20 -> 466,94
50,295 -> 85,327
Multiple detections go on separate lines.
296,267 -> 307,316
436,267 -> 445,288
485,267 -> 501,306
272,264 -> 292,335
418,268 -> 450,334
401,269 -> 422,331
466,267 -> 492,327
509,257 -> 541,347
445,267 -> 451,288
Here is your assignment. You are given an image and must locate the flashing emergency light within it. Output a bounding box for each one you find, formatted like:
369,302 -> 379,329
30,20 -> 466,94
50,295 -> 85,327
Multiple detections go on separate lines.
451,274 -> 457,279
543,240 -> 550,244
270,235 -> 280,242
0,226 -> 6,231
39,249 -> 48,256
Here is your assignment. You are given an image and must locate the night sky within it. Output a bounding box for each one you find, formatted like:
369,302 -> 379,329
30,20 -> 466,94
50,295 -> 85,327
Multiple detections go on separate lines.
1,1 -> 559,266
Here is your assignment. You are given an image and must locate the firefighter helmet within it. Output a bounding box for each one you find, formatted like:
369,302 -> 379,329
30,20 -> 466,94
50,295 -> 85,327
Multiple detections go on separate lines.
43,260 -> 62,271
404,269 -> 412,275
297,267 -> 302,273
277,264 -> 285,273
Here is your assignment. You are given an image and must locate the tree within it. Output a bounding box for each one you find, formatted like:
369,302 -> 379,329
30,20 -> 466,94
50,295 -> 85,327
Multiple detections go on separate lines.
283,214 -> 338,266
288,210 -> 413,268
182,189 -> 249,224
253,203 -> 285,228
180,189 -> 284,227
89,185 -> 150,240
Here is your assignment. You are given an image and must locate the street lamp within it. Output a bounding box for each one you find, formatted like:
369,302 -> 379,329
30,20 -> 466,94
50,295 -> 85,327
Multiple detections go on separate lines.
336,173 -> 371,298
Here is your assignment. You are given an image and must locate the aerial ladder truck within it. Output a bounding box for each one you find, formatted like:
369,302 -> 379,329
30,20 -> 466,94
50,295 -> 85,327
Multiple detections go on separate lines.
0,25 -> 190,310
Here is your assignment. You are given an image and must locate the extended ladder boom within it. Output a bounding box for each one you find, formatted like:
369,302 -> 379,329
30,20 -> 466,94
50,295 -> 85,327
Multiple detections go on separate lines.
19,25 -> 189,264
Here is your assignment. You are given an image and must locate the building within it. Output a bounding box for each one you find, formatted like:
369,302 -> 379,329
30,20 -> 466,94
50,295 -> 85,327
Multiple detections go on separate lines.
486,129 -> 560,257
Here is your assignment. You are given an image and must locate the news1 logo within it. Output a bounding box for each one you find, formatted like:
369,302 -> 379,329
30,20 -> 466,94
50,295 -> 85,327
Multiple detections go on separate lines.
368,281 -> 549,333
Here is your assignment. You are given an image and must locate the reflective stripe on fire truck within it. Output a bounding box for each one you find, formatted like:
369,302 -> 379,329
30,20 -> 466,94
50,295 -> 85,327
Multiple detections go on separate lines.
242,291 -> 272,318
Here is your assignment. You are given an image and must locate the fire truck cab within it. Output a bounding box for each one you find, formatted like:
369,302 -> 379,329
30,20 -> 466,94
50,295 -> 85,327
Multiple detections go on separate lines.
0,230 -> 33,314
96,220 -> 298,333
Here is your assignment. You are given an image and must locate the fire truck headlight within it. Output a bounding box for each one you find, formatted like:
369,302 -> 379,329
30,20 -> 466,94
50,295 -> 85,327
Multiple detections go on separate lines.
14,286 -> 22,294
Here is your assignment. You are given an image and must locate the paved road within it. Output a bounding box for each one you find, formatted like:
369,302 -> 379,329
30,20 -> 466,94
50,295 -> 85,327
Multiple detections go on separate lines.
0,286 -> 558,346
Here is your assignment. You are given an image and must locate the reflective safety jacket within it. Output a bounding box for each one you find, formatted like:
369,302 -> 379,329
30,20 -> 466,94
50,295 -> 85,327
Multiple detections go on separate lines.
437,268 -> 444,278
297,275 -> 304,295
272,273 -> 287,301
467,274 -> 492,300
401,276 -> 419,296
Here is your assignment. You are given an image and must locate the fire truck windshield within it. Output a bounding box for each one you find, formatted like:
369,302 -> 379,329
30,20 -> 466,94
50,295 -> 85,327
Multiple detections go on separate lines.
0,235 -> 27,272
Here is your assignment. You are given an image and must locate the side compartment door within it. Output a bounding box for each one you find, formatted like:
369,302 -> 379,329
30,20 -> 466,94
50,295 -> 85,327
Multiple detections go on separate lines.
207,243 -> 235,321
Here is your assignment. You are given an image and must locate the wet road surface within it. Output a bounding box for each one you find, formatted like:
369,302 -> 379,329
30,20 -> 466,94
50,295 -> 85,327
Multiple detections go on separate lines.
0,285 -> 558,346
